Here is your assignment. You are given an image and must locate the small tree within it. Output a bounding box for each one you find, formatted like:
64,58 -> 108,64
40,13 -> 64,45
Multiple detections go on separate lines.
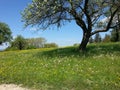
110,28 -> 120,42
89,37 -> 94,43
103,34 -> 111,42
73,43 -> 79,47
12,35 -> 27,50
0,22 -> 12,45
94,33 -> 101,43
44,43 -> 58,48
26,37 -> 46,48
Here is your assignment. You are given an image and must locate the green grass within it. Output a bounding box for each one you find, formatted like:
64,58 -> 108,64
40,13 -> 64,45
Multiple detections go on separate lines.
0,42 -> 120,90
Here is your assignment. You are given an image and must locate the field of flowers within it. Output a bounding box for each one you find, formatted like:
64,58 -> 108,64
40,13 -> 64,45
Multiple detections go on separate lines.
0,43 -> 120,90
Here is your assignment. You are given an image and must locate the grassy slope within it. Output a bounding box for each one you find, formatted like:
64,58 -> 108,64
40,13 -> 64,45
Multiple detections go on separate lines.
0,43 -> 120,90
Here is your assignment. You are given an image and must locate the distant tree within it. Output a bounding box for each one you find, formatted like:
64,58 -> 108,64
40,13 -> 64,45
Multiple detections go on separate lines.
89,37 -> 94,43
12,35 -> 27,50
94,33 -> 101,43
22,0 -> 120,51
110,28 -> 120,42
44,43 -> 58,48
73,43 -> 79,47
0,22 -> 12,45
26,37 -> 46,48
103,34 -> 111,42
110,8 -> 120,42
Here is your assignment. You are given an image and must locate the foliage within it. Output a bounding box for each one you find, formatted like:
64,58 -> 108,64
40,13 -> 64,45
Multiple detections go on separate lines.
73,43 -> 79,47
22,0 -> 120,51
0,22 -> 12,45
7,36 -> 58,50
5,46 -> 18,51
111,28 -> 120,42
11,35 -> 27,50
26,37 -> 46,48
44,43 -> 58,48
110,8 -> 120,42
0,43 -> 120,90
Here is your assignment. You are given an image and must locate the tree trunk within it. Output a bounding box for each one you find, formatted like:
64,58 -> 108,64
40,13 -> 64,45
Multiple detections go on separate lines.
79,32 -> 90,51
19,42 -> 22,50
116,28 -> 119,41
0,42 -> 2,45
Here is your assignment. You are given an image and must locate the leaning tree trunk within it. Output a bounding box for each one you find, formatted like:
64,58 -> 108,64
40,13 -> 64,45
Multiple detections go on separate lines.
79,32 -> 90,51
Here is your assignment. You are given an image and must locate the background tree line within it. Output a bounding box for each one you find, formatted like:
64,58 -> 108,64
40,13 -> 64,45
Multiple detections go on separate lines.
6,35 -> 58,50
89,28 -> 120,43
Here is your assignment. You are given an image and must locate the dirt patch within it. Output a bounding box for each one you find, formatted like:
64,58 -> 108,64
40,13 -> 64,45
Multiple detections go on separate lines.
0,84 -> 30,90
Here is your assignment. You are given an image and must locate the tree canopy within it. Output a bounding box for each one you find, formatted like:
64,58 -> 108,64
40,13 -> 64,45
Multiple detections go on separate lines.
0,22 -> 12,45
26,37 -> 46,48
11,35 -> 27,50
22,0 -> 120,51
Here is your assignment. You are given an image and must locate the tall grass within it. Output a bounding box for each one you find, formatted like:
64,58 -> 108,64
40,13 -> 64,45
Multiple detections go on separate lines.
0,42 -> 120,90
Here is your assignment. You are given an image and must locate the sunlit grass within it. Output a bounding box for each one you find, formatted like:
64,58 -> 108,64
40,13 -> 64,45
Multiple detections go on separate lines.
0,43 -> 120,90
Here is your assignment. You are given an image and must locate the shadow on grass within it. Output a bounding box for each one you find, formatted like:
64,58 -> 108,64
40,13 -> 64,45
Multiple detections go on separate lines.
87,43 -> 120,55
38,46 -> 80,58
35,43 -> 120,58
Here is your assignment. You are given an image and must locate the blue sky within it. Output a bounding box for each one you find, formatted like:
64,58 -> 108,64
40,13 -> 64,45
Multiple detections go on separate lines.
0,0 -> 83,49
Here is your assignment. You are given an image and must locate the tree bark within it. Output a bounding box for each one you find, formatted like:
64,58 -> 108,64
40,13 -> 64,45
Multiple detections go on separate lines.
79,32 -> 90,51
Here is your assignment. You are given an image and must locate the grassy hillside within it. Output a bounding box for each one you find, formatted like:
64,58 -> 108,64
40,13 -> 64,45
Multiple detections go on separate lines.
0,43 -> 120,90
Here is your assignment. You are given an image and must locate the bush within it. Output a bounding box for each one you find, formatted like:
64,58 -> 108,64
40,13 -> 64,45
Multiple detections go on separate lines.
44,43 -> 58,48
11,35 -> 27,50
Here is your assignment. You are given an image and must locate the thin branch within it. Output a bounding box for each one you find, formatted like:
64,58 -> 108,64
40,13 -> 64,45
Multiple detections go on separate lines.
109,22 -> 120,28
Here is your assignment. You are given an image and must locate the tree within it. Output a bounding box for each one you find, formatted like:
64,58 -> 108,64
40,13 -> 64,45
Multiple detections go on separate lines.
103,34 -> 111,42
73,43 -> 79,46
110,28 -> 120,42
26,37 -> 46,48
44,43 -> 58,48
0,22 -> 12,45
94,33 -> 102,43
22,0 -> 120,51
109,2 -> 120,42
11,35 -> 27,50
110,11 -> 120,42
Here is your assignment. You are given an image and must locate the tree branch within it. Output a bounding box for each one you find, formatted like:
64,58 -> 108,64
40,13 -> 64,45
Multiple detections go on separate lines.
84,0 -> 92,31
84,0 -> 89,12
91,6 -> 120,35
69,1 -> 88,32
109,22 -> 120,28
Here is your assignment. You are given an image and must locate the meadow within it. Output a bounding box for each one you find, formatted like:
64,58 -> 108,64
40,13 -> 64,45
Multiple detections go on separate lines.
0,43 -> 120,90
